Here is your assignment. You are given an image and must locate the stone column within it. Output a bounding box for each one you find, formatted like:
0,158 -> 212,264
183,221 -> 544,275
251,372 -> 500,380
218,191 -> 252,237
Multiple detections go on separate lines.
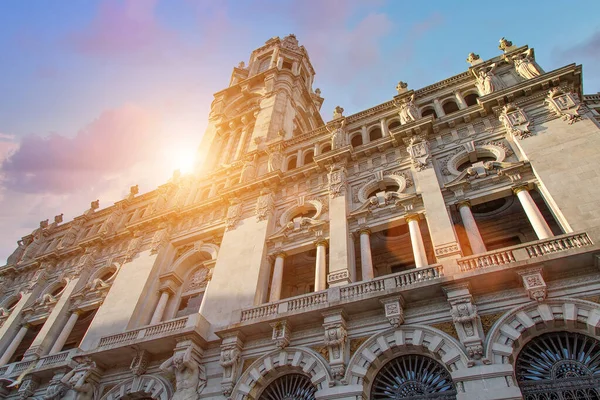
513,186 -> 553,240
268,253 -> 286,302
457,201 -> 487,254
454,91 -> 467,109
0,324 -> 29,366
150,290 -> 171,325
406,214 -> 428,268
380,118 -> 389,137
361,125 -> 368,144
347,233 -> 357,282
359,229 -> 374,281
233,116 -> 252,161
49,311 -> 80,354
315,240 -> 328,291
433,99 -> 446,118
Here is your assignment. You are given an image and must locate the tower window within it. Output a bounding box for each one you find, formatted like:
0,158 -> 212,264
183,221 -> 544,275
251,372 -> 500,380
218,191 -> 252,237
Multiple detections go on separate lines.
257,57 -> 270,73
282,60 -> 293,71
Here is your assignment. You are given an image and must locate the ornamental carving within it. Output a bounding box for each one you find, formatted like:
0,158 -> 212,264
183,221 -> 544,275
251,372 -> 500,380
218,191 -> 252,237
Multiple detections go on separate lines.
507,48 -> 542,80
130,348 -> 151,376
270,320 -> 291,349
160,343 -> 207,400
124,234 -> 143,263
255,191 -> 274,222
239,154 -> 258,184
474,63 -> 501,95
98,204 -> 124,236
381,296 -> 405,327
226,200 -> 242,230
150,224 -> 171,255
546,87 -> 585,124
327,164 -> 347,198
265,143 -> 283,172
219,332 -> 243,398
518,267 -> 547,302
405,135 -> 431,171
499,104 -> 533,139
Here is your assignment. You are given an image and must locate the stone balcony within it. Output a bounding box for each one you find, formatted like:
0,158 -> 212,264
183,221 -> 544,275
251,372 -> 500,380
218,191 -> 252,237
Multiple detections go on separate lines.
0,348 -> 78,378
226,231 -> 596,334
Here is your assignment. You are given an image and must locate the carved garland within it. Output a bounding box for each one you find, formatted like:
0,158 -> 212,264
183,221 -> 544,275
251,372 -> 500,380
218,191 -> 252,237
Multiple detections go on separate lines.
356,173 -> 411,204
441,142 -> 511,177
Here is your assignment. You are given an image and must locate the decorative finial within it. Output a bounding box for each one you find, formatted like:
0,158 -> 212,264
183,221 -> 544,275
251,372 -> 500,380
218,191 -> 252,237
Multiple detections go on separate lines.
39,219 -> 49,229
466,52 -> 482,65
237,61 -> 245,69
54,214 -> 64,224
315,88 -> 322,97
395,81 -> 408,94
333,106 -> 344,119
90,200 -> 99,211
498,37 -> 514,52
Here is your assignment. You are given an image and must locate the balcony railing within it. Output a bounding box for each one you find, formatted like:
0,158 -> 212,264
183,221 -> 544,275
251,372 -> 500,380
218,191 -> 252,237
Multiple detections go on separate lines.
457,232 -> 593,272
240,264 -> 444,324
97,315 -> 192,348
0,349 -> 77,377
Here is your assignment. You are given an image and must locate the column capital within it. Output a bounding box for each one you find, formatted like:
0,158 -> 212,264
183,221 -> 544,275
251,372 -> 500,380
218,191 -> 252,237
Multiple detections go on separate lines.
512,184 -> 530,195
357,227 -> 371,236
405,213 -> 421,223
456,200 -> 472,209
274,251 -> 287,259
314,239 -> 329,248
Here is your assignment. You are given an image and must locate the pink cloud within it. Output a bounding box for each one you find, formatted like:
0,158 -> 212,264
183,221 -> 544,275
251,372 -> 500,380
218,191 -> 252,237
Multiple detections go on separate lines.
66,0 -> 179,63
1,104 -> 165,194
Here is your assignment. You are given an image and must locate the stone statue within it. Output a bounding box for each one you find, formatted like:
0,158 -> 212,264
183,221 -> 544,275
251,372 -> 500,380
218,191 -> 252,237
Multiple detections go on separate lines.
239,154 -> 258,183
475,63 -> 498,95
330,119 -> 346,149
6,240 -> 27,266
398,93 -> 420,124
512,48 -> 541,80
333,106 -> 344,119
160,346 -> 205,400
237,61 -> 245,69
59,358 -> 96,400
498,37 -> 513,51
267,148 -> 282,172
466,53 -> 480,65
395,81 -> 408,94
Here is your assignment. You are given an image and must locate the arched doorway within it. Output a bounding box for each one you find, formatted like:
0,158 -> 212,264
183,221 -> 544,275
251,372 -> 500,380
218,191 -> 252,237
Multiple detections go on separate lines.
370,354 -> 457,399
258,373 -> 316,400
516,331 -> 600,400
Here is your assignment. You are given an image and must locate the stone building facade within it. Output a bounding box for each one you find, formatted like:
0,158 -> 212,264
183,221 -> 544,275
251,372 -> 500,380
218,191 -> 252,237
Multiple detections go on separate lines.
1,35 -> 600,400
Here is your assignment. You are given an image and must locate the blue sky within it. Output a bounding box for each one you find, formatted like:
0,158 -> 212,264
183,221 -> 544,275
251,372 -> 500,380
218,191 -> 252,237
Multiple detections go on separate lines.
0,0 -> 599,263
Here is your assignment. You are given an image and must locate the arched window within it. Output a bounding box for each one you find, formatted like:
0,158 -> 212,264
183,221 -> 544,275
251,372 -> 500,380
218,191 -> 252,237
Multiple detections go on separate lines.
351,134 -> 363,147
443,100 -> 460,114
464,93 -> 479,107
257,57 -> 270,73
371,354 -> 457,399
516,331 -> 600,400
388,120 -> 401,131
176,267 -> 210,318
321,144 -> 331,154
287,156 -> 297,171
259,374 -> 316,400
369,127 -> 383,141
303,151 -> 314,165
422,107 -> 437,119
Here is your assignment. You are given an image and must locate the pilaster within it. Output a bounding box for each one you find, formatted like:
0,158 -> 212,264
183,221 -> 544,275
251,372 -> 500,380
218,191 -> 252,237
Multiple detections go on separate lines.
327,164 -> 353,287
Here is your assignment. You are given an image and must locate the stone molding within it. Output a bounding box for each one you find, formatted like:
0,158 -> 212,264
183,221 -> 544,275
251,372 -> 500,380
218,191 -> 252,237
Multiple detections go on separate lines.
100,374 -> 173,400
229,346 -> 332,400
484,298 -> 600,365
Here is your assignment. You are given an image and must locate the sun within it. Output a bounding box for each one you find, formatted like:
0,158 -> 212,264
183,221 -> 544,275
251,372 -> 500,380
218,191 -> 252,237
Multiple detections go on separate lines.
166,145 -> 196,174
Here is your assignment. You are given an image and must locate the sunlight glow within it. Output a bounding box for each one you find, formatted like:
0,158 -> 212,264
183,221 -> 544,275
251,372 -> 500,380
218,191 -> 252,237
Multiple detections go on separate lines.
165,144 -> 196,174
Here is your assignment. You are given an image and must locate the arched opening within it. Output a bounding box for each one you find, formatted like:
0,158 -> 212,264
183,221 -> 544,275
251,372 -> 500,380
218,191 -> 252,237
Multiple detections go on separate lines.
50,283 -> 66,297
5,297 -> 19,311
259,373 -> 316,400
516,331 -> 600,400
351,134 -> 363,147
370,354 -> 457,399
321,144 -> 331,154
388,120 -> 401,131
257,57 -> 271,74
442,100 -> 460,115
421,108 -> 437,119
456,156 -> 497,172
287,156 -> 297,171
464,93 -> 479,107
176,267 -> 209,318
367,183 -> 400,198
303,151 -> 314,165
369,127 -> 383,141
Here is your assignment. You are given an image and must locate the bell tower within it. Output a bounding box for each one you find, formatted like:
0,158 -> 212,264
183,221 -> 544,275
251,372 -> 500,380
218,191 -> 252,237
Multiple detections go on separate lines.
196,34 -> 324,172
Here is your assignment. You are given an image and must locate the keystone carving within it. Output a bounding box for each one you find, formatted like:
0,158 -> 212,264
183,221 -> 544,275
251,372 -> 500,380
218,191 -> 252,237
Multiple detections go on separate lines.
518,267 -> 547,302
